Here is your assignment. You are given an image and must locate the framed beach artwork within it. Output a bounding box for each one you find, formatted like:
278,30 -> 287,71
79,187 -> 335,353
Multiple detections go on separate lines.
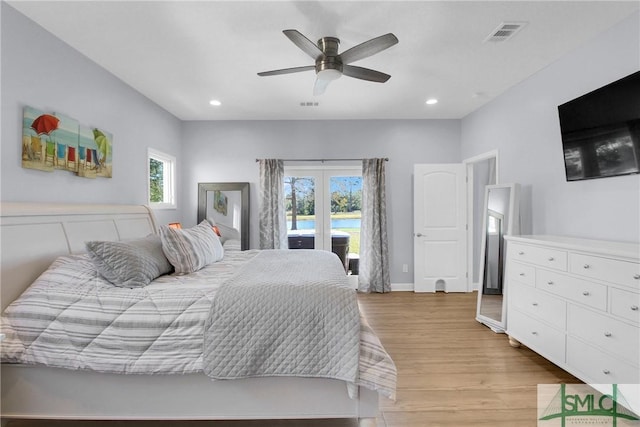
214,190 -> 228,216
53,113 -> 80,173
21,105 -> 113,179
22,106 -> 54,172
93,128 -> 113,178
77,125 -> 98,179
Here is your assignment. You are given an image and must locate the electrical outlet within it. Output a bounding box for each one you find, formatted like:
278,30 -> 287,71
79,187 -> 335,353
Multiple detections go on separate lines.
402,264 -> 408,273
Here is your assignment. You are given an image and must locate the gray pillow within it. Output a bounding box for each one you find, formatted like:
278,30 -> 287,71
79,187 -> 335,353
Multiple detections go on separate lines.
86,234 -> 173,288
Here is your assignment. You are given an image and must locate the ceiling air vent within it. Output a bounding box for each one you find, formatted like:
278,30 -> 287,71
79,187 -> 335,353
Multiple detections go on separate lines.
484,22 -> 527,43
299,102 -> 319,107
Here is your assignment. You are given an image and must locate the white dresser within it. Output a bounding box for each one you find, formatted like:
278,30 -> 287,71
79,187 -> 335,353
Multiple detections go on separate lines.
504,235 -> 640,413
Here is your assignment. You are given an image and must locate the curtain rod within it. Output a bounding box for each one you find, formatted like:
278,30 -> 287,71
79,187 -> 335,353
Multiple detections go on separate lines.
255,158 -> 389,163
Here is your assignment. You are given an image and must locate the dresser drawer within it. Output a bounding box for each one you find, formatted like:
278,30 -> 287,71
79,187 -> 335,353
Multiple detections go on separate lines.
567,336 -> 640,384
508,308 -> 566,365
536,269 -> 607,312
507,261 -> 535,287
509,282 -> 566,329
569,253 -> 640,290
610,287 -> 640,324
508,243 -> 568,271
567,304 -> 639,366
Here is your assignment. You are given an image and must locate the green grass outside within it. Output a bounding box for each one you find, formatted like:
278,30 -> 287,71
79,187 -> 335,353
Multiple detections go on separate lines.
338,228 -> 360,254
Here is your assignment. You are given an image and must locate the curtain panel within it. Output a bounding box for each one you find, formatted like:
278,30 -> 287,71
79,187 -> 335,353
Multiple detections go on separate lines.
258,159 -> 288,249
358,158 -> 391,293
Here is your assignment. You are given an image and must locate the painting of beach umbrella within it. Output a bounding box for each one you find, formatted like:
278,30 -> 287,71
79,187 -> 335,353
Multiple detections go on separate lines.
32,114 -> 59,168
31,114 -> 60,136
22,106 -> 54,172
92,128 -> 112,178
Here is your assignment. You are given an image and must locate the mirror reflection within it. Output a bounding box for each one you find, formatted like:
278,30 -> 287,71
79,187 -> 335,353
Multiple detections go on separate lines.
476,184 -> 519,333
197,183 -> 250,250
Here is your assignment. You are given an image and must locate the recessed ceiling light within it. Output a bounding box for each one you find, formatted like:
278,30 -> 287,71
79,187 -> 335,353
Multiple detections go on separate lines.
209,99 -> 221,106
426,98 -> 438,105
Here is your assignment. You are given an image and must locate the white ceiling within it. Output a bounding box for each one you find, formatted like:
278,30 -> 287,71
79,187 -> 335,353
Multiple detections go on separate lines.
9,1 -> 639,121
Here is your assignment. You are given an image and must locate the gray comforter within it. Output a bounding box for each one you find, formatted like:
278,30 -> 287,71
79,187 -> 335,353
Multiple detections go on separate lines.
1,247 -> 396,399
203,249 -> 360,387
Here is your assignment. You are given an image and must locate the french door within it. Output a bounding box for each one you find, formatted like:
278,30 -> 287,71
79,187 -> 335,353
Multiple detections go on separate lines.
284,166 -> 362,272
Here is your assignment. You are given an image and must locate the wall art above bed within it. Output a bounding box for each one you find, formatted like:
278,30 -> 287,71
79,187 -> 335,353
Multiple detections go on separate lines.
21,106 -> 112,178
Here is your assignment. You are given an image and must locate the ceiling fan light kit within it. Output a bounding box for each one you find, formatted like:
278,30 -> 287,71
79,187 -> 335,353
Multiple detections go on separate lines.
258,29 -> 398,95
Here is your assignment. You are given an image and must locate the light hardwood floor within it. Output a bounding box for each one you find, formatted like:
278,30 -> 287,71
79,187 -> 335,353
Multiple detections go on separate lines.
359,292 -> 578,427
6,292 -> 578,427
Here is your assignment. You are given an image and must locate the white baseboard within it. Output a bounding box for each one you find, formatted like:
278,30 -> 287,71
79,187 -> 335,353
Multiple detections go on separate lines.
390,282 -> 414,292
352,279 -> 414,292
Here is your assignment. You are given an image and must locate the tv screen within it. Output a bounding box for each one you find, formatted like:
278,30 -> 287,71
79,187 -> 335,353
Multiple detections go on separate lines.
558,70 -> 640,181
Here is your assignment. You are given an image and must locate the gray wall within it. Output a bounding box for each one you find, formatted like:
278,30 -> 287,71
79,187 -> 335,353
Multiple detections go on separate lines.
181,119 -> 461,284
461,11 -> 640,243
0,3 -> 184,227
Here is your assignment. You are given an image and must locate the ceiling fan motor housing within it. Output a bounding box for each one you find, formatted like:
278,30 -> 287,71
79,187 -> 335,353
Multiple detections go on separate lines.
316,37 -> 343,76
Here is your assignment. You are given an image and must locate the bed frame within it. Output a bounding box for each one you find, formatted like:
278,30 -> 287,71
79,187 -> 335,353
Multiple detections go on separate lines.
0,202 -> 378,425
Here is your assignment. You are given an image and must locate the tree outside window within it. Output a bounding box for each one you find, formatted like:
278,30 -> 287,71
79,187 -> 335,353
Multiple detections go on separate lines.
148,148 -> 176,209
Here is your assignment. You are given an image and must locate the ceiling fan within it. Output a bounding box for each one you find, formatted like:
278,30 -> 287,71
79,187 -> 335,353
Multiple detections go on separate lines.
258,29 -> 399,96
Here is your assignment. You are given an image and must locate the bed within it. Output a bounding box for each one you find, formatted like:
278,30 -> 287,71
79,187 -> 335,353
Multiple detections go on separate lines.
0,202 -> 395,425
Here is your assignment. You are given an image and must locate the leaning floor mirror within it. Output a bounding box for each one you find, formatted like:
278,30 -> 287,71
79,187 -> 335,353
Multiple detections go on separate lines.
197,182 -> 250,250
476,183 -> 520,333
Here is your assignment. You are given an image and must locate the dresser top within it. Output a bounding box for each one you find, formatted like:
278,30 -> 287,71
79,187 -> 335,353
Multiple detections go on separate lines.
505,235 -> 640,261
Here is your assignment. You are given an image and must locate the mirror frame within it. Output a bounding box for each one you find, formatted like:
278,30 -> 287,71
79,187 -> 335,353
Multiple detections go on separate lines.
197,182 -> 250,250
476,183 -> 520,333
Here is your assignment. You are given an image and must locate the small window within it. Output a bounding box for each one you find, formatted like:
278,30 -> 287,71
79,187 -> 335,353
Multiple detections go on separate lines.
148,148 -> 176,209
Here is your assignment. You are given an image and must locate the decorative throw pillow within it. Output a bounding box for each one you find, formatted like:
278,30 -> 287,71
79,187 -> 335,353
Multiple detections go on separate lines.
86,234 -> 173,288
159,220 -> 224,274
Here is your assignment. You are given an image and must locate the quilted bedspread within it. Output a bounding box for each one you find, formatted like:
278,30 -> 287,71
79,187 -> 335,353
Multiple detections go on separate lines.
203,250 -> 359,387
0,246 -> 396,399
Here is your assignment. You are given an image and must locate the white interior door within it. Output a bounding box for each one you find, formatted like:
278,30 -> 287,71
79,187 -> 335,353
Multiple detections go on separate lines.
414,164 -> 467,292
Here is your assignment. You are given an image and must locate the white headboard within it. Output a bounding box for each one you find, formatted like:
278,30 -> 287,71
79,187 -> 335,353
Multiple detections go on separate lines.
0,203 -> 158,310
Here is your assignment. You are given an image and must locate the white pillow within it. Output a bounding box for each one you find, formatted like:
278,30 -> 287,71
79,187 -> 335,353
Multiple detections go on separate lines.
159,221 -> 224,274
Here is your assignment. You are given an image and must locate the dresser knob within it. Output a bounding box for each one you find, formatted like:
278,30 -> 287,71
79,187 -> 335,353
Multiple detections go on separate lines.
603,369 -> 611,375
582,291 -> 590,296
532,303 -> 538,307
547,281 -> 554,285
631,305 -> 639,311
519,273 -> 525,276
548,257 -> 554,261
604,332 -> 612,337
634,274 -> 640,280
583,264 -> 590,269
531,331 -> 538,335
518,251 -> 525,255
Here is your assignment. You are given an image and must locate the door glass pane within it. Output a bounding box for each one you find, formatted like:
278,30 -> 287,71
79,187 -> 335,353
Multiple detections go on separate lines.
330,176 -> 362,274
284,175 -> 316,249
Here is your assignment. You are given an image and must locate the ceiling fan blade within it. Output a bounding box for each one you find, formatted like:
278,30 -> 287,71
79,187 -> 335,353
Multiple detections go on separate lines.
257,65 -> 315,77
339,33 -> 398,65
283,29 -> 324,60
313,77 -> 331,96
342,65 -> 391,83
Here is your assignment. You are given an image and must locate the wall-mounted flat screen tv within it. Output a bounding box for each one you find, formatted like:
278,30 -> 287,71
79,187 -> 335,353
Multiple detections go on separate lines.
558,70 -> 640,181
